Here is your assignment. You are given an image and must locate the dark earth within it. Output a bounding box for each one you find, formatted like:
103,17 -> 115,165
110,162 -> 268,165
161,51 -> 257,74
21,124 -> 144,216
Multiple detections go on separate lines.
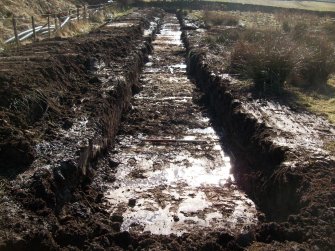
0,4 -> 334,251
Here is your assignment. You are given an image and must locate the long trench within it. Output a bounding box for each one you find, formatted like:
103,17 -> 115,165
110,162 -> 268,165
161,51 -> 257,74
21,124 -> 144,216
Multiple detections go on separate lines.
103,14 -> 259,236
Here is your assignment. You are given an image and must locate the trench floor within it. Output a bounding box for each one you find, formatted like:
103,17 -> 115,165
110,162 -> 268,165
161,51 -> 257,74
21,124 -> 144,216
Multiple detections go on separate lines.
103,14 -> 258,236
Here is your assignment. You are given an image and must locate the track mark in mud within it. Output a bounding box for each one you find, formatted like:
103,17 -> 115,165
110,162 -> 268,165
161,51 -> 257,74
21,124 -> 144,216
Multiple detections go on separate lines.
242,100 -> 335,155
103,15 -> 259,236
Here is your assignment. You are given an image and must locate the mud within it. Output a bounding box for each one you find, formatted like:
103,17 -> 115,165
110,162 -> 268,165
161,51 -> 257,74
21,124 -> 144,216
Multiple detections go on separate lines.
0,7 -> 334,251
179,11 -> 335,250
102,15 -> 259,238
0,9 -> 260,251
0,8 -> 166,250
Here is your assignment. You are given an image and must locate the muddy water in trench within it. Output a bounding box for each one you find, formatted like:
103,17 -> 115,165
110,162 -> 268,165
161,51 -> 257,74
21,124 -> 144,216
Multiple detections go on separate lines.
104,15 -> 258,236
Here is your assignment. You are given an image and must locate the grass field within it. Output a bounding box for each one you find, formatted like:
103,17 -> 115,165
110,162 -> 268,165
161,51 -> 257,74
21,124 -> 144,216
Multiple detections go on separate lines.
211,0 -> 335,12
290,80 -> 335,124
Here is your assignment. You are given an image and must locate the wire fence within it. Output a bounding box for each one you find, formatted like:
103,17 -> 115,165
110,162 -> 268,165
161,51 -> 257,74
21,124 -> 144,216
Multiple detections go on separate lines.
2,2 -> 116,46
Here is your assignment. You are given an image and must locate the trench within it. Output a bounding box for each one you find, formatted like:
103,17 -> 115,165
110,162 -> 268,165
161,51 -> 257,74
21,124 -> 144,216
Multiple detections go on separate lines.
102,14 -> 259,236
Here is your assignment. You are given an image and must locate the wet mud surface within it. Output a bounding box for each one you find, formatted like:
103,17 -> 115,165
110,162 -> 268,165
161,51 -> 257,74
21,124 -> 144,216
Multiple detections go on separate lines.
102,15 -> 258,237
0,9 -> 260,251
180,11 -> 335,250
0,7 -> 334,250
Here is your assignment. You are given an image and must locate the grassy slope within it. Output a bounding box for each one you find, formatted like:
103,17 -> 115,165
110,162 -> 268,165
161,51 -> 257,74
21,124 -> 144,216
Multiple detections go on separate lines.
0,0 -> 76,17
0,0 -> 78,43
205,0 -> 335,11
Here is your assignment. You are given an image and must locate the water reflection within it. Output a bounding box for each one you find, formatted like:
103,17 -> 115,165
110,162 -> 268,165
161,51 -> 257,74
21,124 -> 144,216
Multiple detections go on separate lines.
104,15 -> 258,236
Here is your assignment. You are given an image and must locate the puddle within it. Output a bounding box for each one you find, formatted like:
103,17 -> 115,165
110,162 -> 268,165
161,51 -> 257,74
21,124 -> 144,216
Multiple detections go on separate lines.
104,14 -> 259,236
144,18 -> 161,37
107,22 -> 134,27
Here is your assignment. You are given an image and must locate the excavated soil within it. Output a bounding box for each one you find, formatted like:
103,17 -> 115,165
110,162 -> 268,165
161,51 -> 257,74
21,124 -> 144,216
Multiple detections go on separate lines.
0,7 -> 334,251
179,11 -> 335,250
0,8 -> 166,250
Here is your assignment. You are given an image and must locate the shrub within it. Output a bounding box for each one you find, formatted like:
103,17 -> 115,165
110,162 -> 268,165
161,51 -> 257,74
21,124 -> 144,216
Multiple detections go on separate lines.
230,31 -> 295,94
89,11 -> 105,23
293,22 -> 308,40
322,21 -> 335,36
282,20 -> 291,32
203,11 -> 239,27
292,37 -> 335,87
205,28 -> 241,46
219,28 -> 241,44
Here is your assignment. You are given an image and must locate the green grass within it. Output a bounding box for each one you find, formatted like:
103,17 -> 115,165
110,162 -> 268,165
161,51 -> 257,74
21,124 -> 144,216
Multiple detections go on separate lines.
290,78 -> 335,124
209,0 -> 335,12
325,140 -> 335,154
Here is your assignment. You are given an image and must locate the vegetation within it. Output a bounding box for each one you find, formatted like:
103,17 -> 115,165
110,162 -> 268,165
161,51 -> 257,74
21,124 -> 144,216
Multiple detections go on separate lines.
201,9 -> 335,94
1,1 -> 131,45
197,9 -> 335,122
230,33 -> 295,94
0,0 -> 77,43
203,11 -> 239,27
55,7 -> 133,38
230,31 -> 335,93
205,0 -> 335,12
289,80 -> 335,124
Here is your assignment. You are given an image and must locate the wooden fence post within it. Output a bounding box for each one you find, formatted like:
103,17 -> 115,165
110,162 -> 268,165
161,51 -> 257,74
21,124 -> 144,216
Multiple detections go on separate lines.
84,5 -> 87,20
12,15 -> 19,47
54,15 -> 58,31
77,6 -> 80,21
47,14 -> 51,38
32,16 -> 36,41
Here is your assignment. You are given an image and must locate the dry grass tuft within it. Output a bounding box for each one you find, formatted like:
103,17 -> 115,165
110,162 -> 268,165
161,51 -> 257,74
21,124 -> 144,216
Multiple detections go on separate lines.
88,11 -> 106,24
205,28 -> 241,46
55,20 -> 92,38
228,27 -> 335,94
292,37 -> 335,87
230,30 -> 295,94
203,11 -> 239,27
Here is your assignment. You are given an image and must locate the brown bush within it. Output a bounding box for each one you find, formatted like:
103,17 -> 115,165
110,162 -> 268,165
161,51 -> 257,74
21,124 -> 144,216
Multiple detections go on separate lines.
230,30 -> 295,94
322,21 -> 335,37
228,24 -> 335,93
205,28 -> 241,46
203,11 -> 239,27
293,22 -> 308,40
292,37 -> 335,87
282,20 -> 291,32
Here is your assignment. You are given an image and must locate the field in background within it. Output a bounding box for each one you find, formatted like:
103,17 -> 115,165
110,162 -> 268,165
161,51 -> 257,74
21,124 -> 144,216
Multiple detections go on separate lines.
210,0 -> 335,12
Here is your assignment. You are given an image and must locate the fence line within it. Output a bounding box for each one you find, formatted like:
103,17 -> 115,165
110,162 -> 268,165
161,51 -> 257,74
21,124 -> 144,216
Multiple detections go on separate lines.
2,2 -> 115,45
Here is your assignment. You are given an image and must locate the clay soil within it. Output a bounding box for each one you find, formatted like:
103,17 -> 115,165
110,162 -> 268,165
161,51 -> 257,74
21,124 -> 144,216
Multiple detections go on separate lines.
0,6 -> 334,251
